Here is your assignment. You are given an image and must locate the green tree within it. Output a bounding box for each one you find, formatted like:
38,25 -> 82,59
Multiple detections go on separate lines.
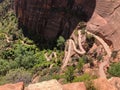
57,36 -> 65,50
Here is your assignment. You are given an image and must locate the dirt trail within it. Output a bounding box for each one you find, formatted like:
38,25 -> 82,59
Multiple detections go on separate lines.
61,29 -> 112,77
99,58 -> 109,78
61,30 -> 86,70
86,31 -> 111,78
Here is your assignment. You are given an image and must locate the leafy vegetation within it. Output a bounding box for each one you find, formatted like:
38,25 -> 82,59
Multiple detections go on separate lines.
77,57 -> 85,72
73,73 -> 92,82
108,62 -> 120,77
57,36 -> 65,50
65,66 -> 75,82
85,80 -> 96,90
5,68 -> 32,84
0,0 -> 65,85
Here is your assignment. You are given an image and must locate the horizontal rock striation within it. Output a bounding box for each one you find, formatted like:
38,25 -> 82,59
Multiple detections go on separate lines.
14,0 -> 96,40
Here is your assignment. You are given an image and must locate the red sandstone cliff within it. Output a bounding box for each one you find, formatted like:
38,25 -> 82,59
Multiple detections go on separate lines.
15,0 -> 120,50
14,0 -> 95,40
87,0 -> 120,50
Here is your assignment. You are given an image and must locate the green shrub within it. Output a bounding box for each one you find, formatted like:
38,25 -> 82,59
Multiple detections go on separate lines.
3,44 -> 44,70
9,60 -> 18,69
86,34 -> 95,50
49,66 -> 60,75
81,55 -> 89,63
85,80 -> 96,90
0,76 -> 8,85
111,51 -> 118,58
39,75 -> 53,82
77,57 -> 85,72
2,49 -> 14,59
57,36 -> 65,50
52,74 -> 63,80
108,62 -> 120,77
64,66 -> 74,82
97,54 -> 103,61
0,59 -> 10,75
5,68 -> 32,84
73,73 -> 91,82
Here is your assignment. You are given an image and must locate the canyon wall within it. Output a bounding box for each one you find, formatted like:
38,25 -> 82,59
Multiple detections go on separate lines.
15,0 -> 120,50
14,0 -> 95,40
87,0 -> 120,50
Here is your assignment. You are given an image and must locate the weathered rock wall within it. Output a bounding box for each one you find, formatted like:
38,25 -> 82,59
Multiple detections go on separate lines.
14,0 -> 120,50
14,0 -> 96,40
87,0 -> 120,50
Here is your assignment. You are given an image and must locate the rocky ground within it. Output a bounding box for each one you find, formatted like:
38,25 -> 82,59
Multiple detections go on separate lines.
0,77 -> 120,90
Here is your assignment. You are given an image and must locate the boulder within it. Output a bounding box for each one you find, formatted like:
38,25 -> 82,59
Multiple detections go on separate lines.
62,82 -> 86,90
108,77 -> 120,90
94,78 -> 117,90
0,82 -> 24,90
26,79 -> 62,90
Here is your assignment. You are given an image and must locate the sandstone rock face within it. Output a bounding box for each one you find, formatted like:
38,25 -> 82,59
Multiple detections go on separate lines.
87,0 -> 120,50
0,82 -> 24,90
15,0 -> 120,49
108,77 -> 120,90
25,79 -> 87,90
26,79 -> 63,90
14,0 -> 95,40
94,78 -> 117,90
63,82 -> 86,90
